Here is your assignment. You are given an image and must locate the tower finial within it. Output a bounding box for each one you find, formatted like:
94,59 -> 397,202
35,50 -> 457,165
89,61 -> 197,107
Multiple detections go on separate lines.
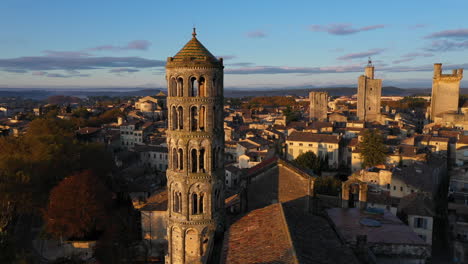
367,57 -> 373,67
192,27 -> 197,38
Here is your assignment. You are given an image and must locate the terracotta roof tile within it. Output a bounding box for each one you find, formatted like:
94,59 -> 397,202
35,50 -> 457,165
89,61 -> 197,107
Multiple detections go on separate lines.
223,203 -> 298,264
287,131 -> 340,144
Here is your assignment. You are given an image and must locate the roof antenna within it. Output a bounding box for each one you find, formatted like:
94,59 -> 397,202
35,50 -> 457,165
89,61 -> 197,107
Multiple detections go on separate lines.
367,57 -> 373,67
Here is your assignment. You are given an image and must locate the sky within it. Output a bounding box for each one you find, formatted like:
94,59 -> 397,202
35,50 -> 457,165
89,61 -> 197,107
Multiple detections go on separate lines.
0,0 -> 468,89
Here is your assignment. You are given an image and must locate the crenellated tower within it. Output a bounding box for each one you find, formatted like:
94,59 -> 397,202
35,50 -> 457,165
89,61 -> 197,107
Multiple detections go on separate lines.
165,29 -> 225,264
429,63 -> 464,121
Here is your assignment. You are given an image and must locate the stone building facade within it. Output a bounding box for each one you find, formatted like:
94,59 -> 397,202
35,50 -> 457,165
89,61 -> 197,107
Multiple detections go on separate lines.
357,63 -> 382,123
429,63 -> 463,120
165,29 -> 225,264
309,91 -> 328,121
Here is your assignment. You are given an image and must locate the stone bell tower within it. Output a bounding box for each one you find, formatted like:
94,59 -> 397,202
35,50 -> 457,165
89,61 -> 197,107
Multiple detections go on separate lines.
165,28 -> 225,264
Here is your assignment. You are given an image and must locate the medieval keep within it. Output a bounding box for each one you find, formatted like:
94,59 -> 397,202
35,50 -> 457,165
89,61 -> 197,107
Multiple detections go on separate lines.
357,60 -> 382,123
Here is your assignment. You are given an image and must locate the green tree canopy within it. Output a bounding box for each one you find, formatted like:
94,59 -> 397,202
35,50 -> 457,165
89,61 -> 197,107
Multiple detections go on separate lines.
360,129 -> 387,168
294,151 -> 328,175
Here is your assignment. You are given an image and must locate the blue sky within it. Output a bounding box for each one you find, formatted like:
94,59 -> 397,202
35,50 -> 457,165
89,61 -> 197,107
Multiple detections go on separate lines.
0,0 -> 467,89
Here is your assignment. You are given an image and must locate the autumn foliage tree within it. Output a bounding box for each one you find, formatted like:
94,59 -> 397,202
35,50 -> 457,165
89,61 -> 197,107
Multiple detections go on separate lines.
44,170 -> 113,239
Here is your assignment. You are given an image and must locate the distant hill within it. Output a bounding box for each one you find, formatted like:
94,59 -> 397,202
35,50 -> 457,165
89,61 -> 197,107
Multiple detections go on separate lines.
0,88 -> 163,100
224,86 -> 434,97
2,86 -> 468,100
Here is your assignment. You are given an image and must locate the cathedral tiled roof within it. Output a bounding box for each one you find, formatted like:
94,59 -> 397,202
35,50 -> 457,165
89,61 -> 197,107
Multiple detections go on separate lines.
172,29 -> 217,62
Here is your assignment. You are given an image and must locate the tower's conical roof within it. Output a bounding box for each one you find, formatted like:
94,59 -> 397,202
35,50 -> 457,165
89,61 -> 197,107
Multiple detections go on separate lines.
171,28 -> 218,62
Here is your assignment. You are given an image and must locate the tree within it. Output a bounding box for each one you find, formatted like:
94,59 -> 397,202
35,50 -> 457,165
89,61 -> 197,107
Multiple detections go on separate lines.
314,176 -> 341,196
294,151 -> 328,175
43,170 -> 113,240
282,106 -> 300,123
360,129 -> 387,168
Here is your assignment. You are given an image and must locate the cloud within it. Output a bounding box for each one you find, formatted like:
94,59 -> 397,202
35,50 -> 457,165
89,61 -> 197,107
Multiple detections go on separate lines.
109,68 -> 140,73
425,39 -> 468,52
309,23 -> 385,35
401,52 -> 434,58
408,24 -> 427,30
337,48 -> 385,60
46,72 -> 90,78
225,62 -> 468,75
425,28 -> 468,39
392,52 -> 434,64
225,64 -> 363,75
3,68 -> 27,73
423,29 -> 468,51
227,62 -> 255,67
392,58 -> 414,64
32,71 -> 47,76
43,50 -> 92,58
246,30 -> 267,38
0,56 -> 165,72
87,40 -> 151,51
217,55 -> 236,60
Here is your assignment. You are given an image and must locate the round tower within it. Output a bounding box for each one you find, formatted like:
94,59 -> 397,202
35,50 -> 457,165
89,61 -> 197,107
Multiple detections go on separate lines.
165,29 -> 225,264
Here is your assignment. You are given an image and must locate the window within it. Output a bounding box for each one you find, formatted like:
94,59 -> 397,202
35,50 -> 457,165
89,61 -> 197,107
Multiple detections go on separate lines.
289,142 -> 293,146
173,191 -> 182,213
299,143 -> 303,146
308,144 -> 312,147
387,184 -> 390,189
192,193 -> 204,214
414,217 -> 428,229
400,186 -> 403,191
393,186 -> 396,190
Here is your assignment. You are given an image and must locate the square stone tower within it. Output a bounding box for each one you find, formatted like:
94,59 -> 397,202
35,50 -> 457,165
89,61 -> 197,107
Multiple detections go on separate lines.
429,63 -> 464,120
309,91 -> 328,121
357,63 -> 382,122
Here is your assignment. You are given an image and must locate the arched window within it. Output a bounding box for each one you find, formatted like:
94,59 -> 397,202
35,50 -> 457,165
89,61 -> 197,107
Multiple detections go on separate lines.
190,77 -> 198,97
199,148 -> 205,172
171,106 -> 177,130
172,148 -> 178,170
199,77 -> 206,97
192,193 -> 198,214
177,106 -> 184,130
199,106 -> 206,131
177,77 -> 184,97
191,149 -> 198,173
199,193 -> 204,213
170,77 -> 177,97
191,106 -> 198,131
178,149 -> 183,170
173,191 -> 180,212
